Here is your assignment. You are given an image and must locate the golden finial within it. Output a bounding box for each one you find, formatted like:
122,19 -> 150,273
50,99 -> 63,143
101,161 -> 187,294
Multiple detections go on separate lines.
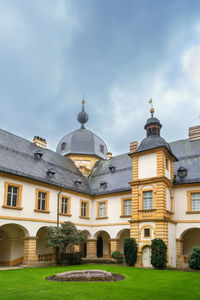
149,99 -> 154,116
82,99 -> 85,105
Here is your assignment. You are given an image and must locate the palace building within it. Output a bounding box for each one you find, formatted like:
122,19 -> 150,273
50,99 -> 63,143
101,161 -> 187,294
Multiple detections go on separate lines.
0,101 -> 200,268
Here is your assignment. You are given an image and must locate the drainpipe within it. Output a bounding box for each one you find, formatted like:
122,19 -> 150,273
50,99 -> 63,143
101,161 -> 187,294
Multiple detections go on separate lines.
57,188 -> 62,228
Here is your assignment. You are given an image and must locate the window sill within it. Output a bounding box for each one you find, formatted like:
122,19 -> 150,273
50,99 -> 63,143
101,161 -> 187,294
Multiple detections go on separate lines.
59,213 -> 72,217
186,211 -> 200,214
120,215 -> 131,218
2,205 -> 23,210
96,217 -> 108,220
34,209 -> 50,214
79,216 -> 90,220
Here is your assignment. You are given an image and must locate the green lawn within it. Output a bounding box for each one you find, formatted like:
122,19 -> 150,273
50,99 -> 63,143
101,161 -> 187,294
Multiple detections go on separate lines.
0,264 -> 200,300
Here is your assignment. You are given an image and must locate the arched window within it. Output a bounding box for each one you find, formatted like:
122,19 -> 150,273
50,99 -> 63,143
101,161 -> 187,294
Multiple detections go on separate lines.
61,142 -> 66,151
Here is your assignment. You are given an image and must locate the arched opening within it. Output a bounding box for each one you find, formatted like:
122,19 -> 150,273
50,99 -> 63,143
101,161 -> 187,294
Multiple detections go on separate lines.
182,228 -> 200,256
80,230 -> 91,258
36,227 -> 54,262
0,223 -> 29,266
95,231 -> 111,258
117,229 -> 130,254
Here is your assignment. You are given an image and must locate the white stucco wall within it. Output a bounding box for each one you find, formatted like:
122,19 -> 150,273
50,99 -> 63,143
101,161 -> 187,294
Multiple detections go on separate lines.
168,223 -> 176,267
138,153 -> 157,179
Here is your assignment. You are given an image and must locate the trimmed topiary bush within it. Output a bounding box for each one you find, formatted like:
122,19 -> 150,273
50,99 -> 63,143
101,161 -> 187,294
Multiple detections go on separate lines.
151,238 -> 167,269
123,238 -> 138,266
111,251 -> 123,264
189,247 -> 200,269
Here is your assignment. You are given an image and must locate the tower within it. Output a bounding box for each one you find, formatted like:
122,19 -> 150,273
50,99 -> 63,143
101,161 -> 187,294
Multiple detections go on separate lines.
129,104 -> 177,267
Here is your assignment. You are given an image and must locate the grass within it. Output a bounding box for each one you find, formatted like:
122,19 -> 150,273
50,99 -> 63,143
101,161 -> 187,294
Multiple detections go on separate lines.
0,264 -> 200,300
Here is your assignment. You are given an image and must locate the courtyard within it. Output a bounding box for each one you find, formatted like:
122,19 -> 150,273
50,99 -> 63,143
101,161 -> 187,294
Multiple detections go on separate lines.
0,264 -> 200,300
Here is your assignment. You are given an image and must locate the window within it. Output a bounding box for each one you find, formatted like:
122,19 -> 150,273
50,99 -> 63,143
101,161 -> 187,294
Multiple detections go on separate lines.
3,182 -> 22,209
99,145 -> 104,153
143,191 -> 153,210
191,193 -> 200,211
187,191 -> 200,213
121,198 -> 132,217
61,197 -> 68,214
61,142 -> 66,151
144,228 -> 150,238
97,200 -> 108,219
80,200 -> 89,219
35,189 -> 50,213
60,195 -> 71,216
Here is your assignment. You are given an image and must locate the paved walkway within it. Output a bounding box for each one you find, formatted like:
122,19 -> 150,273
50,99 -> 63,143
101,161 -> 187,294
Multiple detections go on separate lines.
0,265 -> 25,271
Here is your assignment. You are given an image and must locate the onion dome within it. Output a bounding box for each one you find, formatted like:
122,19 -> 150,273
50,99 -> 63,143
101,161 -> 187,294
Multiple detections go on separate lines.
56,100 -> 108,159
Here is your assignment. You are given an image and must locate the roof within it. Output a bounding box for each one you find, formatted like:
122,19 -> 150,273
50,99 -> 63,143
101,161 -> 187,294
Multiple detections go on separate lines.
135,135 -> 173,155
56,128 -> 108,160
0,128 -> 90,195
0,128 -> 200,196
88,154 -> 132,195
170,139 -> 200,184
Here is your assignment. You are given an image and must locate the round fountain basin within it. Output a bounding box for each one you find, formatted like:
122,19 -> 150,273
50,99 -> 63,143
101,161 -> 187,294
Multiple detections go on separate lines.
46,269 -> 125,282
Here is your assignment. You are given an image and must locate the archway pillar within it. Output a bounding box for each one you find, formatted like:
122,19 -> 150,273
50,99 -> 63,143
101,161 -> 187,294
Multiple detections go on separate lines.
86,239 -> 97,258
176,238 -> 185,268
23,237 -> 38,265
110,238 -> 120,255
135,249 -> 142,267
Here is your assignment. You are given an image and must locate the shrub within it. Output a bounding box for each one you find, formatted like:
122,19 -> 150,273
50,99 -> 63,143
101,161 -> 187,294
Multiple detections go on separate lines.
60,252 -> 82,265
189,247 -> 200,269
111,251 -> 123,264
123,238 -> 138,266
151,238 -> 167,269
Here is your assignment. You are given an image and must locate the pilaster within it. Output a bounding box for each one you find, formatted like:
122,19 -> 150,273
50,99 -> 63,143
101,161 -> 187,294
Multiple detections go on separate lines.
110,238 -> 120,254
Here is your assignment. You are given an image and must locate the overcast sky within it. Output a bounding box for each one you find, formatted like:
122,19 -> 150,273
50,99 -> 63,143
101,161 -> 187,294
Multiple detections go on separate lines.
0,0 -> 200,155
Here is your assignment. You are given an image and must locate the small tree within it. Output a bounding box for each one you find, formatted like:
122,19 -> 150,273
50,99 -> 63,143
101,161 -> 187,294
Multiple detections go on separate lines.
124,238 -> 138,266
189,247 -> 200,270
46,221 -> 86,264
151,238 -> 167,269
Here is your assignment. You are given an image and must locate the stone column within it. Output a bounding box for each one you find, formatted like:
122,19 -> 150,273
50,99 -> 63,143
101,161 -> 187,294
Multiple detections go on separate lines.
135,250 -> 142,267
176,238 -> 184,268
23,237 -> 37,265
110,239 -> 120,254
86,239 -> 97,258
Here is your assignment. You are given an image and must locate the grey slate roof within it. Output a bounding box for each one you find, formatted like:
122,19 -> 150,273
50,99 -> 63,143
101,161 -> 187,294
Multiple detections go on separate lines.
56,128 -> 108,160
0,128 -> 90,195
170,139 -> 200,184
0,127 -> 200,196
88,154 -> 132,195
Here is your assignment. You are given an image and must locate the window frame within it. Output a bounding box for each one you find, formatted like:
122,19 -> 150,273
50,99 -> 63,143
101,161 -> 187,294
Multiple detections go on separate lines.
121,197 -> 132,217
79,199 -> 90,219
59,195 -> 71,216
34,188 -> 50,213
142,190 -> 153,210
96,200 -> 108,219
187,191 -> 200,214
2,181 -> 23,210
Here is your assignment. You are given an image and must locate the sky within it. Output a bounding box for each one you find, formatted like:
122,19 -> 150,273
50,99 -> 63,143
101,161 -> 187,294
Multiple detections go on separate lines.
0,0 -> 200,155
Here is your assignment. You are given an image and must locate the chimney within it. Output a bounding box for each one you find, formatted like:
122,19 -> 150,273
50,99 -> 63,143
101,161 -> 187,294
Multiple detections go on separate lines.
33,136 -> 47,149
106,152 -> 112,160
189,125 -> 200,142
130,141 -> 138,154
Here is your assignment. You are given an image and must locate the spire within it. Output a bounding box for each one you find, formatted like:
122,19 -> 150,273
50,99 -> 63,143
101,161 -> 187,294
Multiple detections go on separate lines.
149,99 -> 155,117
77,99 -> 89,129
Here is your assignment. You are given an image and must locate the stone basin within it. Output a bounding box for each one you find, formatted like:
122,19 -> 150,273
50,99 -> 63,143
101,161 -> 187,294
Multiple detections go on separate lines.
55,270 -> 112,281
46,269 -> 125,282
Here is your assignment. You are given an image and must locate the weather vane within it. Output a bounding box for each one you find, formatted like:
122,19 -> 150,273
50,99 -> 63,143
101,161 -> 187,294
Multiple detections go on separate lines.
149,99 -> 154,116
